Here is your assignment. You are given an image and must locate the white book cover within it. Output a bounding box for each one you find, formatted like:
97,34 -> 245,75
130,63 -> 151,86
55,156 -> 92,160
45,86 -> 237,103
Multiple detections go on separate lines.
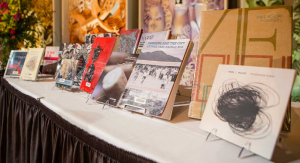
199,65 -> 296,160
136,30 -> 171,54
20,48 -> 44,81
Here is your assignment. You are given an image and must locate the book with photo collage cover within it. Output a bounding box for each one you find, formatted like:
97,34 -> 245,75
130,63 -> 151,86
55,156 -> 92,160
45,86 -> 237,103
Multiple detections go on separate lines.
119,39 -> 193,120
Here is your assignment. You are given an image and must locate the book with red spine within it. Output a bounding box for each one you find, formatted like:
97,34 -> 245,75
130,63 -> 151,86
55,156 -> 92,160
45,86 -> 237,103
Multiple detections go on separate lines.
80,37 -> 116,93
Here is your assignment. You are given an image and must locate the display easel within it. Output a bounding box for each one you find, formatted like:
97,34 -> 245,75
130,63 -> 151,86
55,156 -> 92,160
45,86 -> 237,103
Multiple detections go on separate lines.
205,128 -> 255,159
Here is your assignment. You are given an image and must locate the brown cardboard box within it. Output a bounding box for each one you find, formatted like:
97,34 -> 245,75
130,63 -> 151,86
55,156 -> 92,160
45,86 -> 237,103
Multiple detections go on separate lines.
189,6 -> 292,119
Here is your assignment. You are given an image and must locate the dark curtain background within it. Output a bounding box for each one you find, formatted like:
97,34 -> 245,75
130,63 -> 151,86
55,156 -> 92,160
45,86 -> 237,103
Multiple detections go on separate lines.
0,77 -> 155,163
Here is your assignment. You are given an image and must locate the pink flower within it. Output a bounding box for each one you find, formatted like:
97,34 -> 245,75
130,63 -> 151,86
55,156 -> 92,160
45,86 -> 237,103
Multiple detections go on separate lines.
12,35 -> 15,39
10,29 -> 15,34
14,13 -> 21,21
0,2 -> 8,10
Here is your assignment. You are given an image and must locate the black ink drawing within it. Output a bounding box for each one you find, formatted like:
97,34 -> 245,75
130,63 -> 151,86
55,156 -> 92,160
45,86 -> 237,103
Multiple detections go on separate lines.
84,44 -> 102,82
213,79 -> 280,139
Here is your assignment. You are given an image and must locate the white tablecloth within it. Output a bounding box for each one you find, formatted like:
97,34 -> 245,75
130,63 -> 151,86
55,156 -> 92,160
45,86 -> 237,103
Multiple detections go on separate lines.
5,78 -> 300,163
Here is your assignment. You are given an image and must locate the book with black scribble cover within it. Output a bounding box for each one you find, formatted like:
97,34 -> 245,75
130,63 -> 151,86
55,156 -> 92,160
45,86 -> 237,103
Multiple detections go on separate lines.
199,65 -> 296,160
189,6 -> 293,119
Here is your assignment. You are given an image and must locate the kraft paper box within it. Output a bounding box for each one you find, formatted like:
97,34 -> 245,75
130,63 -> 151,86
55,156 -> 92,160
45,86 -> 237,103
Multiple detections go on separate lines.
189,6 -> 292,119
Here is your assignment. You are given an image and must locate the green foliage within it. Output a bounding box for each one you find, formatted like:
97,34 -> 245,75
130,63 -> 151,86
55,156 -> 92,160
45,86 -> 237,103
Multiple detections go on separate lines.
292,0 -> 300,102
0,0 -> 38,66
292,76 -> 300,101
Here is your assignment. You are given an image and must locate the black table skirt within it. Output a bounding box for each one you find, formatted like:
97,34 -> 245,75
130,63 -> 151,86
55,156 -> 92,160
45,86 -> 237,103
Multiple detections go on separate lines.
0,77 -> 155,163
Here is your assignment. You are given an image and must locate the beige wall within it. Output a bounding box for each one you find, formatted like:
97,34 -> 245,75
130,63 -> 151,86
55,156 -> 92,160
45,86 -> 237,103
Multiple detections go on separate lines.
53,0 -> 62,46
62,0 -> 70,44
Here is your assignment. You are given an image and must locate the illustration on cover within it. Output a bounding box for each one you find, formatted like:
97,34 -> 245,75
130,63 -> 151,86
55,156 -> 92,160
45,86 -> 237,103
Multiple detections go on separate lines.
56,43 -> 82,77
69,0 -> 126,43
20,48 -> 44,80
80,37 -> 116,94
119,41 -> 189,116
72,44 -> 92,85
56,59 -> 79,89
116,29 -> 142,54
143,0 -> 225,86
199,65 -> 296,160
213,79 -> 279,139
5,51 -> 28,77
91,52 -> 139,106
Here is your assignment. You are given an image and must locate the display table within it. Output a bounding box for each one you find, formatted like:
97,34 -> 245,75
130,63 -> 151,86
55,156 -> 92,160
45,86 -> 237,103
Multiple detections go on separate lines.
1,77 -> 300,163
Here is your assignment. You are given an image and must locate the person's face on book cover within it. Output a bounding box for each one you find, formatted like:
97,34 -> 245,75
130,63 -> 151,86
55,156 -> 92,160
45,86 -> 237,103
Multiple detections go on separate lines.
148,4 -> 165,32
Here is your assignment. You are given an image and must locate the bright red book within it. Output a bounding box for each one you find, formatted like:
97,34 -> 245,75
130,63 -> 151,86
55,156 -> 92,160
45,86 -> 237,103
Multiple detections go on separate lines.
80,37 -> 116,93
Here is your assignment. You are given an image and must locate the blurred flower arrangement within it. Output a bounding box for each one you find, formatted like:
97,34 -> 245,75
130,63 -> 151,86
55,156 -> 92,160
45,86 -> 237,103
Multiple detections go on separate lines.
31,0 -> 53,47
0,0 -> 38,67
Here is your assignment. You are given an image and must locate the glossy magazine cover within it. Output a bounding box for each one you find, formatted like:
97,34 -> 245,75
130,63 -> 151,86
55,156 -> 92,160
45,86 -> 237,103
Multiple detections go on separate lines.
80,37 -> 116,94
91,52 -> 139,106
4,50 -> 28,77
